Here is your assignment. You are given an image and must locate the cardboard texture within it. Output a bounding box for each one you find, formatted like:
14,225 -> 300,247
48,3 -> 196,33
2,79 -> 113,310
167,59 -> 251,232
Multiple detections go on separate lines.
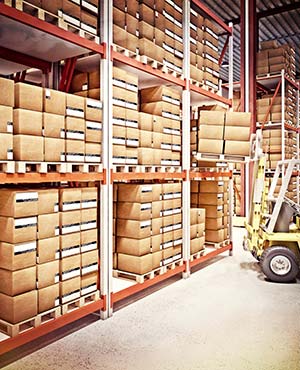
0,241 -> 36,271
0,290 -> 37,324
0,266 -> 36,296
0,189 -> 38,217
37,260 -> 59,289
43,113 -> 65,138
13,135 -> 44,161
44,138 -> 65,162
38,189 -> 59,215
117,253 -> 153,274
60,232 -> 81,257
0,216 -> 37,244
44,89 -> 66,115
38,283 -> 60,313
37,236 -> 59,264
0,78 -> 14,107
15,83 -> 43,111
38,213 -> 60,239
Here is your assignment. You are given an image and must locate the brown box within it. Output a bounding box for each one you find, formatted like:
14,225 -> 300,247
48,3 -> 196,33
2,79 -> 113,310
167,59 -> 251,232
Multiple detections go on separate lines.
139,38 -> 165,63
71,72 -> 88,93
44,88 -> 66,115
66,94 -> 85,118
60,276 -> 81,304
85,98 -> 102,122
0,78 -> 14,107
117,202 -> 151,221
81,208 -> 97,231
0,290 -> 37,324
117,219 -> 151,239
38,283 -> 60,313
65,117 -> 85,141
206,217 -> 223,230
0,189 -> 38,217
81,187 -> 97,209
44,137 -> 65,162
0,241 -> 36,271
0,133 -> 13,160
140,86 -> 180,104
190,236 -> 205,254
14,135 -> 44,161
198,193 -> 223,206
224,126 -> 250,141
86,120 -> 102,143
81,250 -> 98,275
38,213 -> 60,239
60,254 -> 81,281
0,216 -> 37,244
60,210 -> 81,235
225,112 -> 251,127
37,236 -> 59,264
15,83 -> 43,111
0,266 -> 36,295
43,113 -> 65,138
199,205 -> 223,218
152,250 -> 163,269
81,271 -> 98,296
60,188 -> 81,211
199,181 -> 224,193
38,189 -> 59,215
118,184 -> 153,202
65,139 -> 85,162
81,229 -> 98,253
116,237 -> 151,256
0,105 -> 13,133
85,142 -> 101,163
60,232 -> 81,258
190,224 -> 198,239
199,124 -> 224,140
117,253 -> 152,274
199,111 -> 225,125
206,229 -> 225,243
224,141 -> 250,156
198,138 -> 223,154
37,260 -> 59,289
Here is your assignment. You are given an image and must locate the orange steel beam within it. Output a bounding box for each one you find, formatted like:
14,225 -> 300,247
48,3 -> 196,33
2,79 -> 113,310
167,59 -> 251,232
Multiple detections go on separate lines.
261,79 -> 281,130
190,244 -> 232,268
240,163 -> 246,216
0,173 -> 104,184
0,299 -> 104,356
190,84 -> 232,106
111,172 -> 187,181
189,171 -> 232,179
285,75 -> 300,90
218,34 -> 230,66
0,3 -> 104,55
112,264 -> 186,304
285,123 -> 300,133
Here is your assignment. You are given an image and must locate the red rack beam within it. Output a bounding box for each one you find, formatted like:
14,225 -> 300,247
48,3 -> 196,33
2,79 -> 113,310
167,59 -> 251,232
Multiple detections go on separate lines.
0,299 -> 104,356
190,84 -> 232,106
0,172 -> 104,184
190,244 -> 232,268
190,171 -> 232,179
112,171 -> 187,182
0,3 -> 104,55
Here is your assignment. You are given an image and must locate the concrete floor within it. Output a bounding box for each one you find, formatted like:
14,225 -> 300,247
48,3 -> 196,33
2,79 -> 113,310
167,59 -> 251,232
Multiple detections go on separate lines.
2,227 -> 300,370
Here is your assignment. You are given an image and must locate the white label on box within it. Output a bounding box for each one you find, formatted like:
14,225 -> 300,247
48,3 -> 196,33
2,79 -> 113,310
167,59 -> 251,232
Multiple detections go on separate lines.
126,83 -> 138,92
190,35 -> 197,44
81,221 -> 97,231
126,120 -> 138,128
87,121 -> 102,130
66,130 -> 85,141
81,23 -> 97,35
173,223 -> 182,230
67,154 -> 84,162
172,98 -> 181,106
126,157 -> 138,165
81,242 -> 97,253
161,143 -> 172,150
163,128 -> 172,135
62,268 -> 80,280
45,89 -> 51,99
191,8 -> 197,16
163,209 -> 173,216
82,0 -> 98,14
7,122 -> 13,133
173,208 -> 181,215
55,298 -> 60,307
162,95 -> 173,105
85,154 -> 101,163
62,224 -> 81,234
60,129 -> 65,139
55,251 -> 60,259
142,185 -> 152,193
113,156 -> 126,164
217,205 -> 223,211
66,107 -> 84,118
141,220 -> 151,228
61,245 -> 80,258
16,192 -> 38,202
14,241 -> 36,255
173,253 -> 182,262
82,263 -> 98,275
172,144 -> 181,152
126,102 -> 138,110
113,117 -> 126,126
55,273 -> 60,283
87,99 -> 102,109
163,193 -> 173,200
60,153 -> 66,162
163,225 -> 173,233
113,98 -> 126,107
172,160 -> 181,166
7,150 -> 13,160
175,50 -> 183,58
206,27 -> 218,40
55,226 -> 60,236
113,137 -> 126,145
173,238 -> 182,246
82,200 -> 97,209
163,43 -> 174,54
113,78 -> 126,89
161,159 -> 171,166
126,138 -> 139,147
15,217 -> 37,229
54,203 -> 59,212
164,241 -> 173,249
61,290 -> 80,304
81,284 -> 97,296
141,203 -> 152,211
174,33 -> 183,42
62,201 -> 81,211
173,192 -> 181,199
82,84 -> 88,91
164,257 -> 173,265
61,12 -> 80,26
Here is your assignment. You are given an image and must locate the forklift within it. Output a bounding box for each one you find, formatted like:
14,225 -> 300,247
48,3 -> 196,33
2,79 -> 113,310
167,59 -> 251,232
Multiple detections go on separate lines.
243,130 -> 300,283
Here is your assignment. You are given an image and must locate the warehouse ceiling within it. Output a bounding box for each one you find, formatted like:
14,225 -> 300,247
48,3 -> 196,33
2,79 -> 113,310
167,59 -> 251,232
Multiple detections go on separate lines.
194,0 -> 300,82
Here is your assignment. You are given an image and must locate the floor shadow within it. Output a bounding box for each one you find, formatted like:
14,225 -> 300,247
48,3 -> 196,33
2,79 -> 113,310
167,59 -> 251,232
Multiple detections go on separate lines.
240,261 -> 261,272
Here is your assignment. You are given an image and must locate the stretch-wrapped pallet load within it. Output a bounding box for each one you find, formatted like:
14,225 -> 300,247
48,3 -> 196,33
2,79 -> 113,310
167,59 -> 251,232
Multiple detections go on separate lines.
190,208 -> 205,255
0,187 -> 99,328
113,183 -> 182,275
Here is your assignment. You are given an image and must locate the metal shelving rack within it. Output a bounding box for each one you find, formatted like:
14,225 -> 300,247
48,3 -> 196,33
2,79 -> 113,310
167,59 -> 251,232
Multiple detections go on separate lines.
0,0 -> 233,355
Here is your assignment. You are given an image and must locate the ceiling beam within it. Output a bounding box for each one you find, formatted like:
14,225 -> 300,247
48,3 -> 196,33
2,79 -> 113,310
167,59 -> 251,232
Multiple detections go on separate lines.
227,2 -> 300,25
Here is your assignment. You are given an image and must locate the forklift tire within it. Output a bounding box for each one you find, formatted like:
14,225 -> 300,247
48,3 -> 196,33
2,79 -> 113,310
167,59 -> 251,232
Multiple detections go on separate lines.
260,246 -> 299,283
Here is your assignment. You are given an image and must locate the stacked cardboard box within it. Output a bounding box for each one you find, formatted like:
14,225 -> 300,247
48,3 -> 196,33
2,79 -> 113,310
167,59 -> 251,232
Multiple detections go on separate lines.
191,180 -> 229,244
140,86 -> 181,166
256,41 -> 296,80
190,8 -> 204,82
190,208 -> 205,255
0,78 -> 14,161
113,183 -> 182,275
0,187 -> 99,326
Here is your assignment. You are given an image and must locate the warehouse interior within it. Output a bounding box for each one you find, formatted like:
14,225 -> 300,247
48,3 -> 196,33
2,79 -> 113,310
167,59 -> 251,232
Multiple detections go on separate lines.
0,0 -> 299,369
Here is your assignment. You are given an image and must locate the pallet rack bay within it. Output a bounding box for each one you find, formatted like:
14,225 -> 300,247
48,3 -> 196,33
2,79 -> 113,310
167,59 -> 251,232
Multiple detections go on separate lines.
0,0 -> 234,355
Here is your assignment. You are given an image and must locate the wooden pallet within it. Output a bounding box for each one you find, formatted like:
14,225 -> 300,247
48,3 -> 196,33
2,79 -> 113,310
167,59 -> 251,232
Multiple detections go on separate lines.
195,152 -> 249,163
61,290 -> 100,315
190,249 -> 205,262
112,164 -> 182,173
0,160 -> 15,174
14,162 -> 102,174
190,79 -> 204,87
112,44 -> 138,59
0,306 -> 61,338
205,239 -> 231,249
113,259 -> 184,284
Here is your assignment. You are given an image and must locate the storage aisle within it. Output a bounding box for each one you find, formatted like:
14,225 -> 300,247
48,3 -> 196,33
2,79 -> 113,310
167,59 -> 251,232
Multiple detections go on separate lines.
1,227 -> 300,370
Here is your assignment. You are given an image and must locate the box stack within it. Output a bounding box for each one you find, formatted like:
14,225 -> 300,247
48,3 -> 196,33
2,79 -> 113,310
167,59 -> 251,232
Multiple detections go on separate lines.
113,183 -> 182,275
140,86 -> 181,167
256,40 -> 296,80
190,8 -> 204,83
197,111 -> 224,155
191,180 -> 230,244
113,0 -> 139,53
190,208 -> 205,255
223,112 -> 251,156
232,163 -> 242,216
0,78 -> 14,162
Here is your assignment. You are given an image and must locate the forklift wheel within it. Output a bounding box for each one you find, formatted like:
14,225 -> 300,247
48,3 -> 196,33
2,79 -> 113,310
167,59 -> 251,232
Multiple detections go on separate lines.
260,246 -> 299,283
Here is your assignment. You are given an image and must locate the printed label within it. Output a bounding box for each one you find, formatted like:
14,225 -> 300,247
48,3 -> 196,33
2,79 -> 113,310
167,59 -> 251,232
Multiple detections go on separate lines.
87,99 -> 102,109
15,217 -> 37,228
16,192 -> 38,202
14,241 -> 36,255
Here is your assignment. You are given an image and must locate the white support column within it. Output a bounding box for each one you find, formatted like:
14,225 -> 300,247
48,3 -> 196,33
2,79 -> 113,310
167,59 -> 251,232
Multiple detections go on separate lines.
244,0 -> 249,112
100,0 -> 113,318
281,70 -> 285,164
297,86 -> 300,205
228,22 -> 234,110
182,0 -> 191,279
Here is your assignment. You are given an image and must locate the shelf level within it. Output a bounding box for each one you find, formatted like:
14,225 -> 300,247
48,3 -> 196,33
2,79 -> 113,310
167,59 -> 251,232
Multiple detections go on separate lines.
0,172 -> 104,184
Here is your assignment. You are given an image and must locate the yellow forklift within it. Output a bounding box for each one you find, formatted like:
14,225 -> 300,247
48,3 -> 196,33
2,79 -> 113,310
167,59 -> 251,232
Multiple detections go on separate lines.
244,130 -> 300,282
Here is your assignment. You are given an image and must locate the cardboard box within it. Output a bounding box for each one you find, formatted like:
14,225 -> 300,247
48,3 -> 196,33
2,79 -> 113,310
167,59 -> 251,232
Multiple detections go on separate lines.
198,138 -> 223,154
117,253 -> 152,274
199,111 -> 225,125
190,224 -> 198,239
199,205 -> 223,218
37,260 -> 59,289
81,272 -> 98,296
65,139 -> 85,162
44,137 -> 65,162
60,232 -> 81,258
71,72 -> 88,93
60,210 -> 81,235
0,266 -> 36,295
206,217 -> 223,230
37,236 -> 59,264
60,188 -> 81,211
81,208 -> 97,231
81,250 -> 98,275
38,213 -> 60,239
140,86 -> 180,104
224,141 -> 250,156
224,126 -> 250,141
0,216 -> 37,244
65,117 -> 85,141
60,276 -> 81,304
81,229 -> 98,253
60,254 -> 81,281
85,98 -> 102,122
66,94 -> 85,118
151,234 -> 162,253
38,283 -> 60,313
117,219 -> 151,239
152,250 -> 163,269
86,120 -> 102,143
81,187 -> 97,209
14,135 -> 44,161
0,78 -> 14,107
43,113 -> 65,138
85,142 -> 101,163
199,124 -> 224,140
0,189 -> 38,217
15,83 -> 43,111
190,236 -> 205,254
117,202 -> 151,221
38,189 -> 59,215
205,229 -> 225,243
0,106 -> 13,136
199,181 -> 224,193
138,112 -> 153,131
44,89 -> 66,115
225,112 -> 251,127
198,193 -> 224,206
0,241 -> 36,271
116,237 -> 151,256
118,184 -> 153,202
0,290 -> 37,324
139,38 -> 164,62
